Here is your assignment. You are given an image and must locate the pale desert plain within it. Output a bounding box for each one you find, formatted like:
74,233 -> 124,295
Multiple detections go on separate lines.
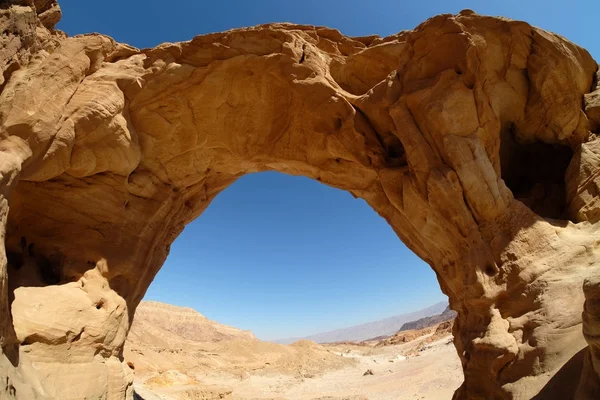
126,302 -> 462,400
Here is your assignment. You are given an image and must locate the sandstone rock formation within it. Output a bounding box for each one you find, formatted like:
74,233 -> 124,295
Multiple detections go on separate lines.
0,1 -> 599,399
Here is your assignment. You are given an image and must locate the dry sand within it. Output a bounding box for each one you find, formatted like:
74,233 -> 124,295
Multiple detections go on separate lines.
127,302 -> 463,400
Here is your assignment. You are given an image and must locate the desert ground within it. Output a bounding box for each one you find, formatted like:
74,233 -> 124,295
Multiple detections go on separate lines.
127,302 -> 463,400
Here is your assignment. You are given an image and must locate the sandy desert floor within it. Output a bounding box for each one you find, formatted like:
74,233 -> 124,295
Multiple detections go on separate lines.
132,334 -> 462,400
127,302 -> 463,400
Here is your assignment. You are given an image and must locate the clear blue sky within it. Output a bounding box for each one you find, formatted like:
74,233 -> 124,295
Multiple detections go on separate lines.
57,1 -> 598,340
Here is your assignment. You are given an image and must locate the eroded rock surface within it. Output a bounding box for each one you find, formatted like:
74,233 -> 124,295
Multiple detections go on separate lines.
0,1 -> 599,399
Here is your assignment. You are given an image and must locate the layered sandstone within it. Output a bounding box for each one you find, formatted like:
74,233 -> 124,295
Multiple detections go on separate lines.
0,1 -> 599,399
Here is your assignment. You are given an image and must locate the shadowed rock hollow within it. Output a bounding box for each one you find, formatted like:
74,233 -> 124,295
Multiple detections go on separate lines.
0,1 -> 600,399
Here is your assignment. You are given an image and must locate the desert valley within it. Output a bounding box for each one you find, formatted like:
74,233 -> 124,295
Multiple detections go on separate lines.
126,302 -> 461,400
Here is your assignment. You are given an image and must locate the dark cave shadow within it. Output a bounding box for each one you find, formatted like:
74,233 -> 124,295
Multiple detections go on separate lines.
3,343 -> 19,368
531,347 -> 586,400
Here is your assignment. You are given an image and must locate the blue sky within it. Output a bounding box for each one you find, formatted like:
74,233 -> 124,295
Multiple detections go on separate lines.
57,1 -> 597,340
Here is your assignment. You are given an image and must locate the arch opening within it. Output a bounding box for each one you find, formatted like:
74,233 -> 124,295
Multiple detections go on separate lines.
142,171 -> 449,337
124,171 -> 461,398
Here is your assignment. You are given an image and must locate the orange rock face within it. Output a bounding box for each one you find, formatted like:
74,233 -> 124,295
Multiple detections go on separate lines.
0,1 -> 599,399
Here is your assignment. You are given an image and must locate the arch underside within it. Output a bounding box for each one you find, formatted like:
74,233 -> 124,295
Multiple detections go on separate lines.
0,2 -> 600,399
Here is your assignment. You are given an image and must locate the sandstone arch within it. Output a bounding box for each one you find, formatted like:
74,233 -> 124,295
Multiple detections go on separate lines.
1,1 -> 600,399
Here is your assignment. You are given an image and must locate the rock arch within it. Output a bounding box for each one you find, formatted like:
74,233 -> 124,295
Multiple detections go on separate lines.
1,2 -> 600,399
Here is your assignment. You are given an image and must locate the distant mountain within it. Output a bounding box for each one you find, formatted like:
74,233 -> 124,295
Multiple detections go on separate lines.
398,306 -> 457,331
273,301 -> 448,344
125,301 -> 356,399
127,301 -> 256,347
125,301 -> 355,374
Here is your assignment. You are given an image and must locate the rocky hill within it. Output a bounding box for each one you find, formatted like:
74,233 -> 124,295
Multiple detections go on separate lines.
127,301 -> 256,346
398,306 -> 457,332
124,301 -> 356,396
375,319 -> 454,349
275,301 -> 448,344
